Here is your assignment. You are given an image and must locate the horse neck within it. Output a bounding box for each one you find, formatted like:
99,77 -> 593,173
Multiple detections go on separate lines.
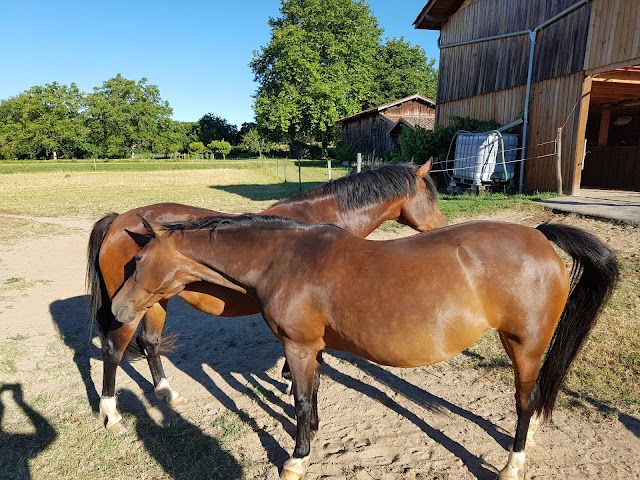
181,228 -> 290,287
262,195 -> 401,238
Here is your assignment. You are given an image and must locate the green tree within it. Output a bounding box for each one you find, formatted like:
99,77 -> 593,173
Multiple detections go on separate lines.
198,113 -> 238,146
188,141 -> 206,156
208,139 -> 232,160
85,74 -> 172,158
155,120 -> 198,158
240,128 -> 272,159
374,38 -> 438,104
251,0 -> 382,149
0,83 -> 87,159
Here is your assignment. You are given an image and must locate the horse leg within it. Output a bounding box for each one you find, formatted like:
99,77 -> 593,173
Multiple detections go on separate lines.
281,341 -> 322,480
99,320 -> 139,435
137,301 -> 186,409
282,359 -> 293,399
497,333 -> 543,480
310,352 -> 322,438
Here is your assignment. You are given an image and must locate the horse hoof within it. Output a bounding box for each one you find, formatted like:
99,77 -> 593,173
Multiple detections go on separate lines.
280,470 -> 303,480
168,394 -> 187,409
106,419 -> 128,435
280,457 -> 309,480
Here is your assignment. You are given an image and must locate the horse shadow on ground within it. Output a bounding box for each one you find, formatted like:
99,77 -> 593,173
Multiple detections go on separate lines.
160,299 -> 509,478
117,390 -> 242,480
0,383 -> 57,480
50,295 -> 640,478
210,182 -> 324,202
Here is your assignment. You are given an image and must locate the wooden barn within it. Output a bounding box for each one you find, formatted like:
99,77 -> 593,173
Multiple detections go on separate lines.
337,94 -> 436,155
415,0 -> 640,194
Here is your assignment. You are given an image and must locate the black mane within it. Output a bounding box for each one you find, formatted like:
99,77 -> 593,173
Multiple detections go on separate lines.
274,164 -> 437,211
160,214 -> 336,235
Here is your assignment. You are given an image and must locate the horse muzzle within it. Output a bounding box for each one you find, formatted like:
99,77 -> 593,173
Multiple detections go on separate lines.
111,296 -> 144,324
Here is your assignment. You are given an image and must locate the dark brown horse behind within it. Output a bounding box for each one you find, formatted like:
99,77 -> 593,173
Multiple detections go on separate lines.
111,215 -> 618,480
87,162 -> 447,434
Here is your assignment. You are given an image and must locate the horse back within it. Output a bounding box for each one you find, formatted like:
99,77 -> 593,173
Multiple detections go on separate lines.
264,221 -> 570,368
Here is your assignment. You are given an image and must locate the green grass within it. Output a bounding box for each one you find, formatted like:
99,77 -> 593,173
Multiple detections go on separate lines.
438,191 -> 558,220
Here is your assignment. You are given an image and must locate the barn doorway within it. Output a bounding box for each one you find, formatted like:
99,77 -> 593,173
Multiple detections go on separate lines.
580,65 -> 640,191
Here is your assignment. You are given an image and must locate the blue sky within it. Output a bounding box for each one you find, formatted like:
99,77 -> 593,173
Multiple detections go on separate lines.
0,1 -> 440,127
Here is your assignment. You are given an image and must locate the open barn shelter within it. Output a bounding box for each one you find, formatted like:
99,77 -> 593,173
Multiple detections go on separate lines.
337,94 -> 436,156
415,0 -> 640,194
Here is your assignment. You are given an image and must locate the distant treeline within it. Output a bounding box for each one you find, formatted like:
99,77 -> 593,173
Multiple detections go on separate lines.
0,74 -> 253,160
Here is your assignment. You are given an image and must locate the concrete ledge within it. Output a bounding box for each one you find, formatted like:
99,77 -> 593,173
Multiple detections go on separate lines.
535,189 -> 640,224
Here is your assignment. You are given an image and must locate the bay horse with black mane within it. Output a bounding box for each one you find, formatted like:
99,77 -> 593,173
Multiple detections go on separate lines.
87,162 -> 447,434
111,214 -> 618,480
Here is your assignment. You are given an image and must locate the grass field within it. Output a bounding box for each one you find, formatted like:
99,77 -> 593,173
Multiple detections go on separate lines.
0,161 -> 637,479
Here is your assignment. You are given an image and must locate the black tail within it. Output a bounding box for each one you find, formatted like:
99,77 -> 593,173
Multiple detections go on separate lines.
87,213 -> 119,338
87,212 -> 180,360
535,223 -> 619,420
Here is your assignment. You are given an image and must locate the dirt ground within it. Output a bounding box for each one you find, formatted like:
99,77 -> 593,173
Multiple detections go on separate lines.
0,209 -> 638,479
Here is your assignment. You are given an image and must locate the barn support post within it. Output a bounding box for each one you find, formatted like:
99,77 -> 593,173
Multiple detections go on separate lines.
556,127 -> 563,194
356,153 -> 362,173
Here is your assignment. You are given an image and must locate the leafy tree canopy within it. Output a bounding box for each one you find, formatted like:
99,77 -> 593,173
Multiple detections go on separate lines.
251,0 -> 383,148
240,128 -> 273,158
208,139 -> 232,159
251,0 -> 438,148
85,74 -> 173,158
0,82 -> 87,159
373,37 -> 438,104
198,113 -> 239,146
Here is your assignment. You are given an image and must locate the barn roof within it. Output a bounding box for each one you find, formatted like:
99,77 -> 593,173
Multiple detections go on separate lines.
413,0 -> 466,30
337,94 -> 436,124
386,116 -> 436,136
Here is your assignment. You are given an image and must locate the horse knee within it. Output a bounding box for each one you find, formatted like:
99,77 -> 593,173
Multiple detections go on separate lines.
137,332 -> 160,357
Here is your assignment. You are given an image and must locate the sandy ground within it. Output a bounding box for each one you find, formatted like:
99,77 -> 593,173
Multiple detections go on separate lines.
0,210 -> 638,479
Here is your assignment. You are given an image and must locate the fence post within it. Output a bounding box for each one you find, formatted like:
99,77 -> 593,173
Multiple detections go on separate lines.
356,152 -> 362,173
556,127 -> 563,195
298,157 -> 302,191
327,159 -> 332,180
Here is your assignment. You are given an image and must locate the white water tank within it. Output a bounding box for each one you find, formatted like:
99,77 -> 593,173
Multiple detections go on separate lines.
453,132 -> 519,184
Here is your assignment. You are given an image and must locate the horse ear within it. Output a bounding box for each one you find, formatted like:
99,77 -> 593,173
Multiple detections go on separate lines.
192,263 -> 247,295
415,159 -> 432,177
136,215 -> 164,238
125,229 -> 153,248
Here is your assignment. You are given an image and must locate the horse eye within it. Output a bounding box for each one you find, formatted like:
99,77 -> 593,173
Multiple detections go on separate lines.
134,254 -> 142,263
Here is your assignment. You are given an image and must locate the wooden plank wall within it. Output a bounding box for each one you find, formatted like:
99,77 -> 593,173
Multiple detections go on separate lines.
436,72 -> 585,193
340,114 -> 395,154
584,0 -> 640,72
437,0 -> 591,103
436,85 -> 526,126
526,72 -> 585,194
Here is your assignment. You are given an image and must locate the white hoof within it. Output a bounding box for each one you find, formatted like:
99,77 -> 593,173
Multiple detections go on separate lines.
497,449 -> 525,480
154,378 -> 184,407
280,456 -> 310,480
99,396 -> 127,434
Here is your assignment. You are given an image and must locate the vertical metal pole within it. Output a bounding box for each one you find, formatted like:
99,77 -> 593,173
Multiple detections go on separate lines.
556,127 -> 563,194
327,159 -> 332,180
519,30 -> 537,194
356,152 -> 362,173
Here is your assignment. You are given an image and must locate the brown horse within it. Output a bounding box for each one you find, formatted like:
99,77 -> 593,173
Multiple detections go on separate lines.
87,162 -> 447,434
111,215 -> 618,480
